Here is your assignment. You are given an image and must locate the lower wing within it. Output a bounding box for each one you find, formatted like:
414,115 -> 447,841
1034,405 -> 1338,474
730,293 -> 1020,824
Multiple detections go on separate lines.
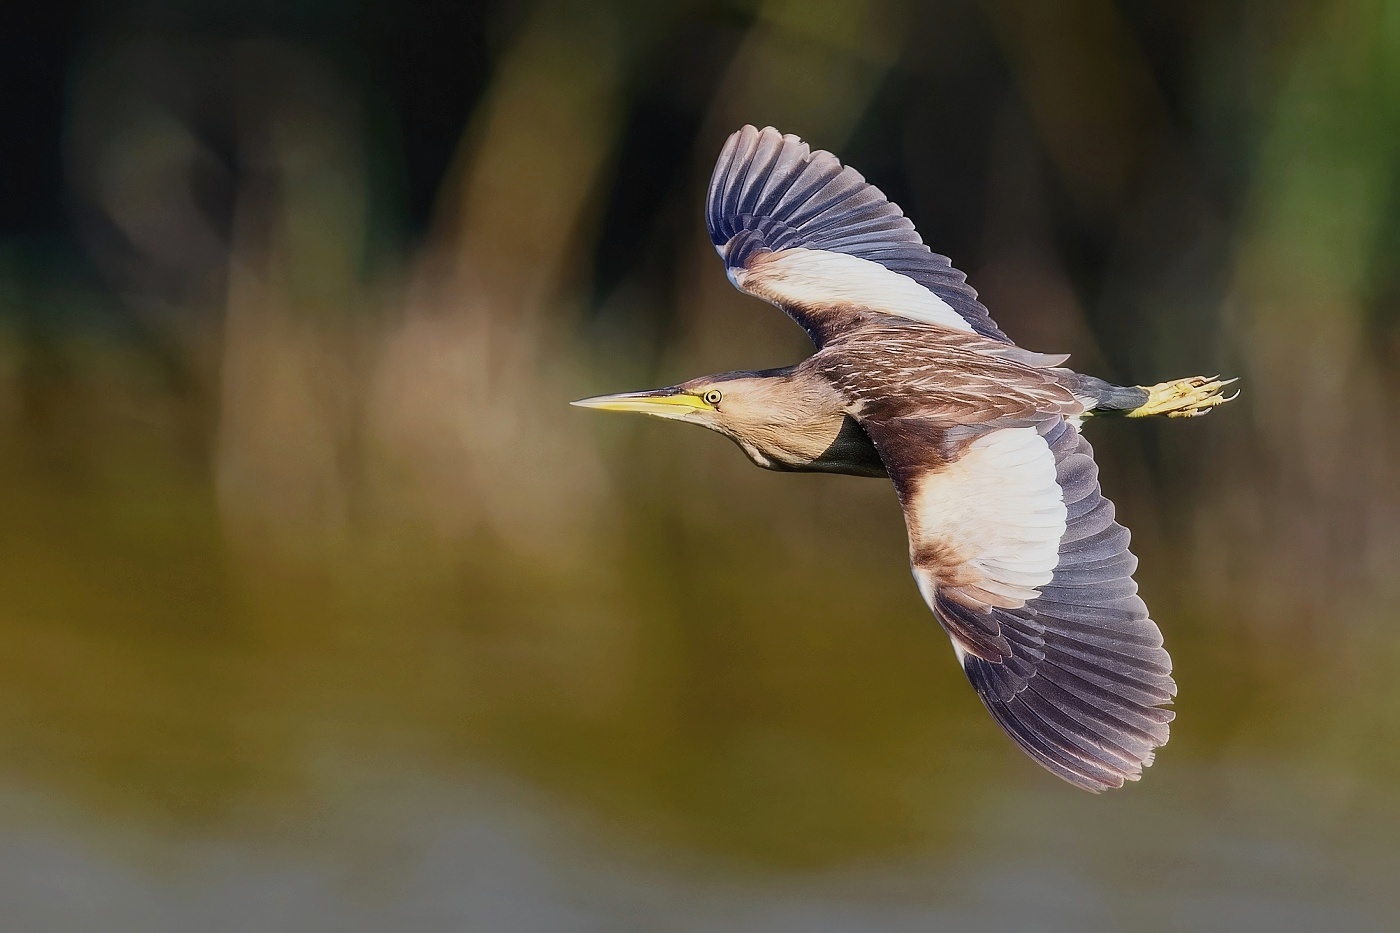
864,415 -> 1176,791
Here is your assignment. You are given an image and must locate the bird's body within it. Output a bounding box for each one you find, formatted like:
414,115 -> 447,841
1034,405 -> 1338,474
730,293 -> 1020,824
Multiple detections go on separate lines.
576,126 -> 1235,791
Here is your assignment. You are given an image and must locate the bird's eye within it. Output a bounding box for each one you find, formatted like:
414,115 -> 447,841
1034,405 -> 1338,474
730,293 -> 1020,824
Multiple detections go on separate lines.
703,389 -> 723,406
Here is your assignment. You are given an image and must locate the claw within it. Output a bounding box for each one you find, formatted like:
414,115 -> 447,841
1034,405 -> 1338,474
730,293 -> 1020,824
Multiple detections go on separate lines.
1128,375 -> 1241,418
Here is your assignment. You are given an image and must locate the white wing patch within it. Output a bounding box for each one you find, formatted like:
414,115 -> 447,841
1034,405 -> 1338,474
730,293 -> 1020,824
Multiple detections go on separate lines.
733,248 -> 975,333
905,427 -> 1066,612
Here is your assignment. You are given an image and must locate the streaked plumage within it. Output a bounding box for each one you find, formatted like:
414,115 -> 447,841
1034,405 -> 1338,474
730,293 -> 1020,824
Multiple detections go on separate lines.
575,126 -> 1235,791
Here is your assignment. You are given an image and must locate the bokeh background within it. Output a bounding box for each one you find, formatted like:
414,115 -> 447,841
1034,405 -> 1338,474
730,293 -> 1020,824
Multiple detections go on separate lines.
4,0 -> 1400,929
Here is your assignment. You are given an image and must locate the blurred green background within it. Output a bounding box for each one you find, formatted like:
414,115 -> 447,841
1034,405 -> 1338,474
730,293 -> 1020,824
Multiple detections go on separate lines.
3,0 -> 1400,929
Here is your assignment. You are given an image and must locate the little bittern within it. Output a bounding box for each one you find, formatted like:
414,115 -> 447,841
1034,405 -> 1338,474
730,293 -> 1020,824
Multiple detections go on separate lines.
575,126 -> 1236,791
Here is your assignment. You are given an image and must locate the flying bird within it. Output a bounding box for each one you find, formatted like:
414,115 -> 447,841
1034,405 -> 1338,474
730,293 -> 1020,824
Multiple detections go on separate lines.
574,125 -> 1235,791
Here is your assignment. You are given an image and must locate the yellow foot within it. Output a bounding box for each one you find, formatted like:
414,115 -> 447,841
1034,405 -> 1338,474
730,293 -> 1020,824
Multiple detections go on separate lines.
1128,375 -> 1239,418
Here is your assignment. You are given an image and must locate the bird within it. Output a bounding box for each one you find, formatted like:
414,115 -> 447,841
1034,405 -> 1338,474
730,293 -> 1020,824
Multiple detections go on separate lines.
573,125 -> 1236,791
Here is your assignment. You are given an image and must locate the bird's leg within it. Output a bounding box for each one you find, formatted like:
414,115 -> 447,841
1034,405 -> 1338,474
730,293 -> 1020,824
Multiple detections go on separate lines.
1127,375 -> 1239,418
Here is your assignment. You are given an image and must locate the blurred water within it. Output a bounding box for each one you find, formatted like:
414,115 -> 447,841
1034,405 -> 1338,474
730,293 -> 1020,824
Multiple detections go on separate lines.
4,769 -> 1398,931
1,376 -> 1399,929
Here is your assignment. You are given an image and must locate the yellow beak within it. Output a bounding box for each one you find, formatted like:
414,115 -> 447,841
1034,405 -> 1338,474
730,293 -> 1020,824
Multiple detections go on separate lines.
570,390 -> 708,418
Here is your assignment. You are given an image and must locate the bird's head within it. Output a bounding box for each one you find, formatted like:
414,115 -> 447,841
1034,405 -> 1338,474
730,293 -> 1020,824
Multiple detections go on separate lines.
572,368 -> 839,470
572,371 -> 771,431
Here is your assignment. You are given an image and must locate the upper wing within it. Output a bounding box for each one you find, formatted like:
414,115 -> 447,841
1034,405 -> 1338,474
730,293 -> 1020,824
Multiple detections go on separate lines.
864,415 -> 1176,791
706,125 -> 1010,346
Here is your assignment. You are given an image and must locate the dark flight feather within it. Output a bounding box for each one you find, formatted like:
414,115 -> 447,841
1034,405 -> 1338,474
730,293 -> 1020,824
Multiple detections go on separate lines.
706,125 -> 1009,343
865,415 -> 1175,791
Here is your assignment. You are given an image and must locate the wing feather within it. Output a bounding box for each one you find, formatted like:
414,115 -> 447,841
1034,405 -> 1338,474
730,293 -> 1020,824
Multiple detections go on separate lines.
706,125 -> 1009,345
865,415 -> 1175,792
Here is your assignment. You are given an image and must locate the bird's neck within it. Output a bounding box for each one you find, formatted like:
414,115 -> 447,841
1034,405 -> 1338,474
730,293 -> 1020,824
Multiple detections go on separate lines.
740,415 -> 886,477
727,376 -> 886,477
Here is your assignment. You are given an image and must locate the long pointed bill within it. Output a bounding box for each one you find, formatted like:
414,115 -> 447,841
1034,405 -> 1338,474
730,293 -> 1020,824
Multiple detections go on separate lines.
570,389 -> 708,420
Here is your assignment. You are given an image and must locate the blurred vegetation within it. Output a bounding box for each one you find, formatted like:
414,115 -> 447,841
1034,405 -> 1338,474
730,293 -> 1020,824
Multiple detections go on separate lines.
2,0 -> 1400,900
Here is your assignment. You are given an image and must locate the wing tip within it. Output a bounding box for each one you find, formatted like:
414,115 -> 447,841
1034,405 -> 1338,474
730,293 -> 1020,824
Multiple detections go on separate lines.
965,652 -> 1174,792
